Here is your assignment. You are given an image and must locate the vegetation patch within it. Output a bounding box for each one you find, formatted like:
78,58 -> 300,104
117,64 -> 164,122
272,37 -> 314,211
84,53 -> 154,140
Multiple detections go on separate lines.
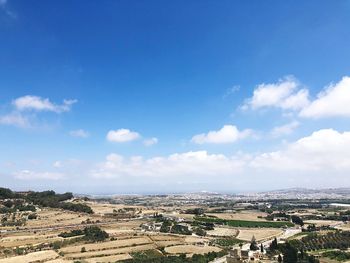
0,187 -> 93,214
290,231 -> 350,251
211,237 -> 243,247
322,251 -> 350,261
121,250 -> 227,263
195,216 -> 294,228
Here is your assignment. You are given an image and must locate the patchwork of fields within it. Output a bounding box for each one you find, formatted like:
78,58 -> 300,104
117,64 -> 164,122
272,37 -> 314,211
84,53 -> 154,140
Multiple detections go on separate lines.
1,196 -> 347,262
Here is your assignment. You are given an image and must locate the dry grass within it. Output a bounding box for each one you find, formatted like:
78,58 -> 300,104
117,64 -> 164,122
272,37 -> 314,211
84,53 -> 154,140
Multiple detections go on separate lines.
184,236 -> 210,244
105,229 -> 136,236
0,233 -> 58,242
236,228 -> 283,241
0,234 -> 63,248
206,210 -> 268,221
207,227 -> 238,237
60,237 -> 151,253
148,235 -> 183,241
46,259 -> 73,263
25,209 -> 95,228
66,244 -> 155,259
338,222 -> 350,230
155,240 -> 184,247
164,245 -> 221,255
85,253 -> 132,262
0,250 -> 59,263
304,220 -> 342,227
89,203 -> 143,215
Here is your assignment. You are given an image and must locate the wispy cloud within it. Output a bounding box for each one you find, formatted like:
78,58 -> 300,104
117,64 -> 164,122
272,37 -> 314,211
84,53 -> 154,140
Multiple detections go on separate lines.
0,0 -> 17,19
69,129 -> 90,138
143,137 -> 158,146
0,95 -> 77,129
13,95 -> 77,113
270,121 -> 299,138
14,170 -> 65,180
0,112 -> 30,128
0,0 -> 8,6
223,85 -> 240,99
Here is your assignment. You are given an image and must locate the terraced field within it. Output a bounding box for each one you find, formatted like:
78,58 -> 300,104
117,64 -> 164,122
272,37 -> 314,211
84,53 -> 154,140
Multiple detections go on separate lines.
0,250 -> 60,263
165,245 -> 222,255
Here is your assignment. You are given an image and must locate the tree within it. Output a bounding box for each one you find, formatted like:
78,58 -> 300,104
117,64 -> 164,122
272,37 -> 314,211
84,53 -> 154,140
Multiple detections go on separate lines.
28,213 -> 37,220
270,237 -> 278,251
291,215 -> 304,226
194,227 -> 206,237
83,226 -> 109,242
278,254 -> 283,263
250,236 -> 259,251
307,224 -> 316,232
260,243 -> 264,253
81,247 -> 86,253
283,242 -> 298,263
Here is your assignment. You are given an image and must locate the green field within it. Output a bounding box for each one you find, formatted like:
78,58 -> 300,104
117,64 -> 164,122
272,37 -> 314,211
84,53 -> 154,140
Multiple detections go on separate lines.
194,216 -> 294,228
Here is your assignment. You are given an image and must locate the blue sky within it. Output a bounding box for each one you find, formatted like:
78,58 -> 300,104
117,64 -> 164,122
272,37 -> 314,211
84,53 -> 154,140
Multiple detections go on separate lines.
1,0 -> 350,194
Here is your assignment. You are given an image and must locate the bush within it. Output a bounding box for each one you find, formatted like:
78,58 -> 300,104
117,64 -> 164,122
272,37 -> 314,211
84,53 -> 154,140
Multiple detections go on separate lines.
83,226 -> 109,242
28,213 -> 37,220
59,229 -> 84,238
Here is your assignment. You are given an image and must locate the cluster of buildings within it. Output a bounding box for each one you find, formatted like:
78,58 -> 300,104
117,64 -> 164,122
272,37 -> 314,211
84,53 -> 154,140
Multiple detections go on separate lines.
141,221 -> 163,231
226,248 -> 268,263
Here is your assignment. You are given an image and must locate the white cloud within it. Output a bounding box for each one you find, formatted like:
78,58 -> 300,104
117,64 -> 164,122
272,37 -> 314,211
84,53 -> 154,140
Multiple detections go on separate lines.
14,170 -> 64,180
0,95 -> 76,129
251,129 -> 350,174
0,0 -> 16,19
223,85 -> 240,99
91,128 -> 350,189
242,76 -> 309,111
13,95 -> 77,113
53,161 -> 62,168
270,121 -> 299,137
91,151 -> 244,179
69,129 -> 90,138
143,137 -> 158,146
106,129 -> 140,143
191,125 -> 252,144
280,89 -> 309,110
243,75 -> 350,119
0,112 -> 30,128
300,76 -> 350,118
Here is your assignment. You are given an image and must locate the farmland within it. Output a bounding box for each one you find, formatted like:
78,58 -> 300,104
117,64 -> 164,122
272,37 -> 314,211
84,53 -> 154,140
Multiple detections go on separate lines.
236,228 -> 283,241
205,210 -> 268,222
2,187 -> 350,262
164,245 -> 222,255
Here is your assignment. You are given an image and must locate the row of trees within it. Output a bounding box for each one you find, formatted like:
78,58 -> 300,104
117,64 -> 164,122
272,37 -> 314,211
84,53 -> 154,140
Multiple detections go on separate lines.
0,187 -> 93,214
290,231 -> 350,251
55,226 -> 109,249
